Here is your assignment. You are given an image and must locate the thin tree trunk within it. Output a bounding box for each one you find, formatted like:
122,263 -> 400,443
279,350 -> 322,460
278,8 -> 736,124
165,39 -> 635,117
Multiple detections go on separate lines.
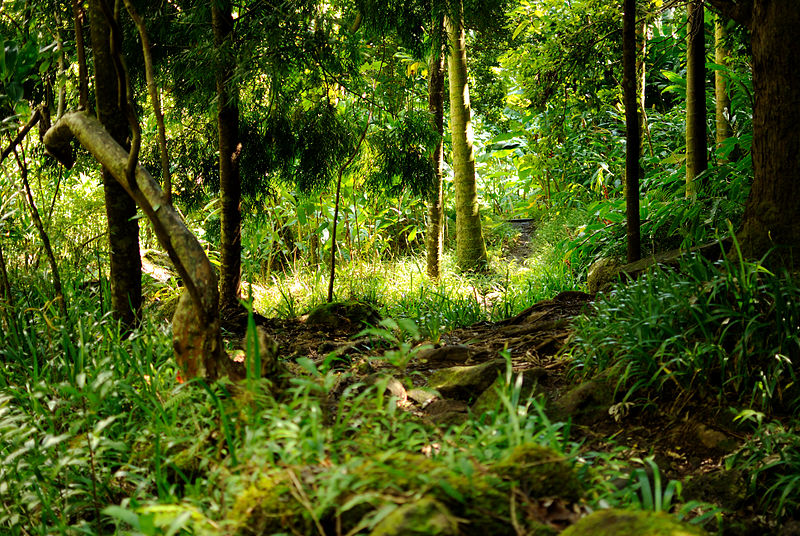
124,0 -> 172,206
685,1 -> 708,198
446,0 -> 487,272
212,0 -> 243,319
53,9 -> 67,119
73,0 -> 89,110
0,242 -> 10,302
623,0 -> 641,263
13,149 -> 67,319
637,3 -> 654,157
714,15 -> 733,155
88,0 -> 142,329
426,18 -> 445,280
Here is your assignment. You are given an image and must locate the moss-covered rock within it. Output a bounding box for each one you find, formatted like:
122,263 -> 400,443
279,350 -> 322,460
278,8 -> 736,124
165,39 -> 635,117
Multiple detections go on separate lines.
427,359 -> 505,401
549,377 -> 614,422
369,496 -> 460,536
229,473 -> 313,535
227,445 -> 582,536
471,368 -> 546,417
587,258 -> 622,293
494,443 -> 584,502
561,509 -> 708,536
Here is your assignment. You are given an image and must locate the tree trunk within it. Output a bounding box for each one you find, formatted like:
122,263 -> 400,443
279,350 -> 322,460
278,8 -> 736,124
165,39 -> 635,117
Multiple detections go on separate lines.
446,0 -> 487,272
14,149 -> 67,319
685,1 -> 708,198
73,0 -> 89,110
87,0 -> 142,329
736,0 -> 800,265
0,241 -> 10,303
623,0 -> 641,263
714,15 -> 733,153
426,19 -> 446,280
212,0 -> 243,319
637,2 -> 654,157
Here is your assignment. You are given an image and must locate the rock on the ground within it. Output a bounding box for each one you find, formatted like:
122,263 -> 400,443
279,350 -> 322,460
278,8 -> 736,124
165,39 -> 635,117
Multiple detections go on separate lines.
587,257 -> 622,293
561,509 -> 708,536
427,359 -> 506,401
471,367 -> 547,416
414,344 -> 476,365
549,377 -> 614,422
369,496 -> 460,536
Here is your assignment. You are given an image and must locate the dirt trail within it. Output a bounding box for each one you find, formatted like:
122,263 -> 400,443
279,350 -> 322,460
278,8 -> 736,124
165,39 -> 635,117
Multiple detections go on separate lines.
504,218 -> 537,264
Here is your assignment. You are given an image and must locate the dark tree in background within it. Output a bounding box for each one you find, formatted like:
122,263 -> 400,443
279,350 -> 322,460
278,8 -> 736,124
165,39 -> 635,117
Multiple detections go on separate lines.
212,0 -> 243,319
623,0 -> 641,263
88,0 -> 142,329
710,0 -> 800,267
426,15 -> 446,280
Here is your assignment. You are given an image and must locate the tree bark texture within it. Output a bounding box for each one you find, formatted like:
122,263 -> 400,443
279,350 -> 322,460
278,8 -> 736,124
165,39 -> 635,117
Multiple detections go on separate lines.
623,0 -> 641,263
88,0 -> 142,330
736,0 -> 800,265
44,111 -> 241,381
714,15 -> 733,152
212,1 -> 243,317
426,22 -> 446,280
685,1 -> 708,198
446,1 -> 487,272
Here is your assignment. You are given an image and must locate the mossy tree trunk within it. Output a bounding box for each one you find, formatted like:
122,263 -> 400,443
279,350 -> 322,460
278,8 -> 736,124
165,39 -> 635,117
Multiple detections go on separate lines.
213,0 -> 243,318
685,1 -> 708,198
623,0 -> 641,263
87,0 -> 142,329
714,15 -> 733,154
446,0 -> 487,272
426,17 -> 446,280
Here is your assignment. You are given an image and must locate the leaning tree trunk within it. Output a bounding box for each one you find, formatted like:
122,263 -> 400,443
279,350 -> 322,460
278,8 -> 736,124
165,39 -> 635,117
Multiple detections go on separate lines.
426,18 -> 446,280
623,0 -> 641,263
735,0 -> 800,265
685,0 -> 708,198
212,0 -> 243,320
714,14 -> 733,155
446,0 -> 487,272
88,0 -> 142,329
45,112 -> 242,381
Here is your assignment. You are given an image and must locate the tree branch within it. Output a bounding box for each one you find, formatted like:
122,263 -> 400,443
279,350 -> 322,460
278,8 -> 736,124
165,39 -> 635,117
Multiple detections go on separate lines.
1,108 -> 44,167
44,111 -> 242,381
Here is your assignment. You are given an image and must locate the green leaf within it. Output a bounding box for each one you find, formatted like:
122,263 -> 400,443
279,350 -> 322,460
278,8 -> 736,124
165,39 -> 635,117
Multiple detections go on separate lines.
102,505 -> 141,530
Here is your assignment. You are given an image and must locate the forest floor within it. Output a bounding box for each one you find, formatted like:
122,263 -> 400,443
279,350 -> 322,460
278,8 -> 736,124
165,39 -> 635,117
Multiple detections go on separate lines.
140,223 -> 773,534
249,292 -> 759,531
230,228 -> 769,535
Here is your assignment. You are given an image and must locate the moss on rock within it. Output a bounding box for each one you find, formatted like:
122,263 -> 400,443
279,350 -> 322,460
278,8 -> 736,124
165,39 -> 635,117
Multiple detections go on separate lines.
369,496 -> 460,536
427,359 -> 506,400
494,444 -> 584,502
561,509 -> 708,536
229,473 -> 313,535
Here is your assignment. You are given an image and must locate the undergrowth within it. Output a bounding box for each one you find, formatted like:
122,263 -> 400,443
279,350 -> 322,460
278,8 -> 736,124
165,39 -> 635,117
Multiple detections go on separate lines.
569,251 -> 800,413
